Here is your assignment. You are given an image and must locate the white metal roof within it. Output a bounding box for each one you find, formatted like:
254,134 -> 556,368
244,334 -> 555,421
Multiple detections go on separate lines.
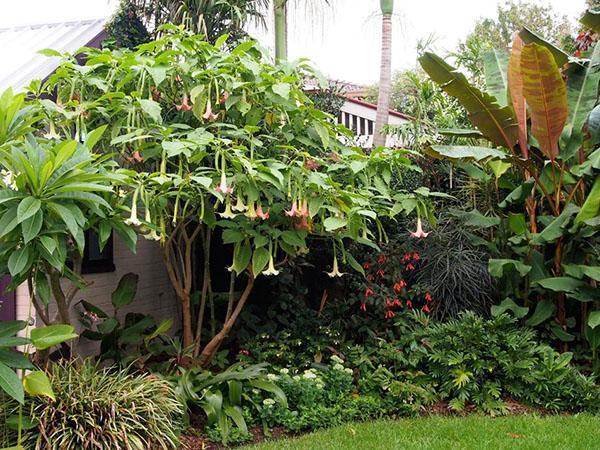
0,19 -> 106,92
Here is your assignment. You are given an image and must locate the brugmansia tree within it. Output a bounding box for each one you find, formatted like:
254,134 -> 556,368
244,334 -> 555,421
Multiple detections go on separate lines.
38,26 -> 429,366
419,20 -> 600,350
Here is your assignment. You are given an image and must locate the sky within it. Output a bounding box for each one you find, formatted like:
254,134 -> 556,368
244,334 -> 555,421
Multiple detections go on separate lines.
0,0 -> 588,85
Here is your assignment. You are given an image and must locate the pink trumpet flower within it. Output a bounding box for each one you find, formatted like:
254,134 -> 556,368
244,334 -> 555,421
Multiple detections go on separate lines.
176,93 -> 192,112
285,200 -> 299,217
409,217 -> 430,239
256,204 -> 270,220
297,199 -> 309,218
202,101 -> 218,121
215,172 -> 234,195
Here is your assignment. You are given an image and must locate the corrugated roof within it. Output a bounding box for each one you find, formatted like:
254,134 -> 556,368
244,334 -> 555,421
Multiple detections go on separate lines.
0,19 -> 106,92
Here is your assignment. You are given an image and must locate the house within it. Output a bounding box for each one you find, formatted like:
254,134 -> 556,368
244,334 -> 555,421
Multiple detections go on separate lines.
305,79 -> 411,148
0,19 -> 177,356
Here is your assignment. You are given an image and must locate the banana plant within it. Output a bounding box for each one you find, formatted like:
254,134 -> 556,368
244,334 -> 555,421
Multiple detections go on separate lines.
419,20 -> 600,348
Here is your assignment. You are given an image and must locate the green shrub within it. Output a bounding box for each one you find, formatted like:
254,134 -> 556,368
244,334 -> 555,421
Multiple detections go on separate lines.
415,312 -> 600,414
25,360 -> 183,450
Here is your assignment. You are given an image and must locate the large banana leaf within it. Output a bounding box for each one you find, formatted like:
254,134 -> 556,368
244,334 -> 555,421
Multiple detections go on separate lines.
427,145 -> 507,162
419,52 -> 518,149
575,177 -> 600,225
560,42 -> 600,160
508,34 -> 528,157
519,27 -> 572,68
520,43 -> 568,161
581,10 -> 600,33
483,49 -> 509,108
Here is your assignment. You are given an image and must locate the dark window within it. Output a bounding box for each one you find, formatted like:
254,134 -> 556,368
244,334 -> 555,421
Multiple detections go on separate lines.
368,120 -> 374,135
82,230 -> 115,274
359,118 -> 366,135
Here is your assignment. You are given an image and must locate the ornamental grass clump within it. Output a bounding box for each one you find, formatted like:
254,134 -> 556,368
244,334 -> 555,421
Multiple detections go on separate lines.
25,360 -> 183,450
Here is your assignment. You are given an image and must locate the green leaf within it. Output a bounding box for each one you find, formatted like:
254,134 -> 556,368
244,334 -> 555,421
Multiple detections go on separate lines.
16,196 -> 41,223
575,177 -> 600,225
0,206 -> 19,238
491,298 -> 529,319
324,216 -> 347,231
563,264 -> 600,282
83,124 -> 108,150
232,240 -> 252,275
30,325 -> 77,350
21,209 -> 43,243
0,320 -> 27,338
280,231 -> 306,247
483,48 -> 509,107
525,299 -> 555,326
581,9 -> 600,32
35,271 -> 51,306
0,361 -> 23,404
533,277 -> 586,293
252,247 -> 270,276
560,42 -> 600,160
532,203 -> 579,245
427,145 -> 507,163
0,350 -> 33,369
23,370 -> 55,400
144,319 -> 173,343
419,52 -> 517,148
455,209 -> 500,228
138,99 -> 162,123
488,258 -> 531,278
313,121 -> 330,149
223,405 -> 247,433
248,379 -> 287,407
272,83 -> 290,99
437,128 -> 484,139
588,311 -> 600,330
111,273 -> 139,309
346,252 -> 365,277
499,178 -> 535,208
8,246 -> 31,276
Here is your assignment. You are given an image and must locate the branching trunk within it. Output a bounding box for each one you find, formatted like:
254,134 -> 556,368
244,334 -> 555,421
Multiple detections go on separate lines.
199,273 -> 255,366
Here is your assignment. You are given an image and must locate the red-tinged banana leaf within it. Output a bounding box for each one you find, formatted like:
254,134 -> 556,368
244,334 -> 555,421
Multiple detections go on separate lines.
519,27 -> 580,68
560,41 -> 600,160
581,9 -> 600,33
520,43 -> 568,161
508,33 -> 528,158
419,52 -> 518,149
483,48 -> 509,108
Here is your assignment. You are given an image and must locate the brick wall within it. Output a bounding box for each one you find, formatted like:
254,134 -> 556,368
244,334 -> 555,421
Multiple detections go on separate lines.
15,236 -> 179,356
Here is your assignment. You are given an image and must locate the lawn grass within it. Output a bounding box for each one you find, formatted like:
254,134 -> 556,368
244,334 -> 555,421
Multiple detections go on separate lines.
244,415 -> 600,450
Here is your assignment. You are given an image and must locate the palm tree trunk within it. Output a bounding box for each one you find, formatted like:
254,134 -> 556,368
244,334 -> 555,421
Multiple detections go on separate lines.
373,0 -> 394,148
274,0 -> 288,61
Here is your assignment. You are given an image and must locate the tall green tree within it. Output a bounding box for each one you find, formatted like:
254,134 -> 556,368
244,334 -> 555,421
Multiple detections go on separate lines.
373,0 -> 394,148
456,0 -> 574,81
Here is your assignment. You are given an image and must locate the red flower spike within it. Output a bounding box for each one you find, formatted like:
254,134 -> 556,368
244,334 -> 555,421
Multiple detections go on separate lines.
406,300 -> 413,308
422,305 -> 431,314
363,261 -> 371,270
406,263 -> 415,271
384,310 -> 395,319
360,303 -> 367,312
377,254 -> 387,264
376,269 -> 385,278
425,292 -> 432,302
364,287 -> 374,298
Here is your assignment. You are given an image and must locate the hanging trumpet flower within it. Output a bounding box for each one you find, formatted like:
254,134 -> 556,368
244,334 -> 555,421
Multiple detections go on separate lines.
43,122 -> 61,140
125,188 -> 142,227
215,155 -> 234,194
219,196 -> 237,219
285,198 -> 299,217
326,246 -> 345,278
256,203 -> 270,220
176,93 -> 192,112
232,193 -> 247,212
409,217 -> 430,239
262,243 -> 279,276
245,201 -> 257,219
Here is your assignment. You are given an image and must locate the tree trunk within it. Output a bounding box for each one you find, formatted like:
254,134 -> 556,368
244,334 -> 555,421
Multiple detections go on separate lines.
274,0 -> 288,61
199,273 -> 255,366
373,2 -> 394,148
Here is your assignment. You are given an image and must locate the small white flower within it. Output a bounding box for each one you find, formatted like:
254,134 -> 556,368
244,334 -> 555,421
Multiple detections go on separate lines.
266,373 -> 279,381
344,368 -> 353,375
330,355 -> 344,364
293,375 -> 301,381
252,389 -> 260,394
0,170 -> 17,190
262,252 -> 280,276
303,371 -> 317,380
316,382 -> 325,389
279,368 -> 289,375
333,363 -> 344,371
262,398 -> 276,407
